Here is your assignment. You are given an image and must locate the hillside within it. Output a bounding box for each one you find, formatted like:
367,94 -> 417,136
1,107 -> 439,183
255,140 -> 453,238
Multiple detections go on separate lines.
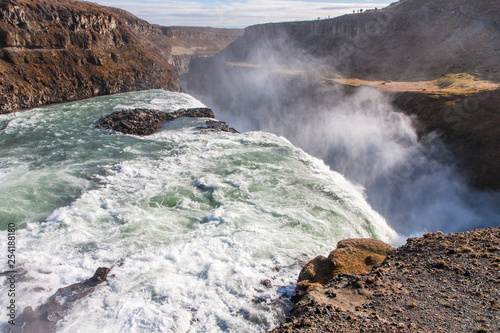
0,0 -> 182,114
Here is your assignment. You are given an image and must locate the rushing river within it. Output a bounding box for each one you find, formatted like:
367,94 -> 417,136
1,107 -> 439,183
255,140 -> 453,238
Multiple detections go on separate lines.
0,90 -> 397,332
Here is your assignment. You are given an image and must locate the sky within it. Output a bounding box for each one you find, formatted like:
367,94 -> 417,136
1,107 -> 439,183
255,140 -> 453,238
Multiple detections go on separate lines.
90,0 -> 393,28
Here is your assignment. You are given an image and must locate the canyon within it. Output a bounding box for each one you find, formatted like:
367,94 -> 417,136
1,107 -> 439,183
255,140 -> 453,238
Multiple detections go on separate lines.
0,0 -> 241,114
186,0 -> 500,191
1,0 -> 499,331
0,0 -> 181,113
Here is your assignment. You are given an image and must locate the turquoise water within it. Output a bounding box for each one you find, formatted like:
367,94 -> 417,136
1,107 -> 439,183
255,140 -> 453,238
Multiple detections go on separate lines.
0,90 -> 397,332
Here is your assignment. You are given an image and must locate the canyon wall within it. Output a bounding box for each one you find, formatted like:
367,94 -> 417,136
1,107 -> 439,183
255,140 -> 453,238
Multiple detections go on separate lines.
162,26 -> 243,74
0,0 -> 182,114
214,0 -> 500,81
187,0 -> 500,191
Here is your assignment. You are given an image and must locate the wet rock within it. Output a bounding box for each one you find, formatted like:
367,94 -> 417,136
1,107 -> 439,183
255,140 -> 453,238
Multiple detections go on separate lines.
260,279 -> 272,288
98,107 -> 216,135
196,120 -> 239,133
11,267 -> 111,333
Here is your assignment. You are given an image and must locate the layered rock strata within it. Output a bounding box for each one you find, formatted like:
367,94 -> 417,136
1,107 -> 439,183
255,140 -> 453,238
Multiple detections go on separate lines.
0,0 -> 182,114
161,26 -> 243,74
392,89 -> 500,190
214,0 -> 500,82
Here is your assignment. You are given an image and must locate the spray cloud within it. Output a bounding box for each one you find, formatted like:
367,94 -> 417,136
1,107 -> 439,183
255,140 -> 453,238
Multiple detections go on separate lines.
186,17 -> 500,237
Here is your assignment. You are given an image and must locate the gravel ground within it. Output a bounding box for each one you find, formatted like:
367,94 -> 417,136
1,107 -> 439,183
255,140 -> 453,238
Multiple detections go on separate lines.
272,227 -> 500,333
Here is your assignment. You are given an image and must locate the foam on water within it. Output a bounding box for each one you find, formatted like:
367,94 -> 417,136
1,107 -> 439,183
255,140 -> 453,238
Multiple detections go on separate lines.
0,90 -> 397,332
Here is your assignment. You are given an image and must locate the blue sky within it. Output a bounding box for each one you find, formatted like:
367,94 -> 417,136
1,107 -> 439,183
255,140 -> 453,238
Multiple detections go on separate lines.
90,0 -> 392,28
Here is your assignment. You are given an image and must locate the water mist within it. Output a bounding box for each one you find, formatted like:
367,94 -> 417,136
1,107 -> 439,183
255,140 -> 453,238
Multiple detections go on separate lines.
186,39 -> 500,237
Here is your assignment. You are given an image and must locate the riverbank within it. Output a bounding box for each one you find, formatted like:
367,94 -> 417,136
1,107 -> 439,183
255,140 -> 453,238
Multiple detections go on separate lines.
0,0 -> 182,114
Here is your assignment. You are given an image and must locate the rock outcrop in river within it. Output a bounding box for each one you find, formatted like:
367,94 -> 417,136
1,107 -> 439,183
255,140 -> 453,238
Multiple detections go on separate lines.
0,0 -> 182,114
11,267 -> 111,333
99,107 -> 238,135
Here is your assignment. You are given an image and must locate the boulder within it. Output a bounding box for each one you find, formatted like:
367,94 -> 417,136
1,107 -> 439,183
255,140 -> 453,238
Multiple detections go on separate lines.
196,120 -> 239,133
295,238 -> 394,299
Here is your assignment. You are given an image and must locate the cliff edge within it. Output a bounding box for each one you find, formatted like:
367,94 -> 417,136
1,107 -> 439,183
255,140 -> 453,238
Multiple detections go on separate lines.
0,0 -> 182,114
162,26 -> 243,74
273,228 -> 500,332
215,0 -> 500,82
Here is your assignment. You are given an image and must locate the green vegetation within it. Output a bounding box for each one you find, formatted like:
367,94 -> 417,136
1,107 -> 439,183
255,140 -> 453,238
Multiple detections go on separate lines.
436,74 -> 457,88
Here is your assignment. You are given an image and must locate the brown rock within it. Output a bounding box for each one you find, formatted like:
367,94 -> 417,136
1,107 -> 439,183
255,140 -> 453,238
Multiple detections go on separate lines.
295,238 -> 394,299
98,107 -> 217,136
0,0 -> 182,114
272,227 -> 500,333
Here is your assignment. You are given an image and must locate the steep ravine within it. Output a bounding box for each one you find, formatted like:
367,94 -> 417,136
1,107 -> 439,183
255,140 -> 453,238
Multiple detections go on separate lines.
215,0 -> 500,82
161,26 -> 243,74
0,0 -> 182,114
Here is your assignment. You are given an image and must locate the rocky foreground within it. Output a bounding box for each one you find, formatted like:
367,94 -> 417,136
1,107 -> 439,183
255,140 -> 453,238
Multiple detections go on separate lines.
10,228 -> 498,332
272,228 -> 500,332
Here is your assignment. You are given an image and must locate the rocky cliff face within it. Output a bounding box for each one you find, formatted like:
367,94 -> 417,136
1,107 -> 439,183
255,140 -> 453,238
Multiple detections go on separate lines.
161,26 -> 243,46
161,26 -> 243,74
214,0 -> 500,81
392,89 -> 500,190
169,54 -> 197,74
186,0 -> 500,190
0,0 -> 182,114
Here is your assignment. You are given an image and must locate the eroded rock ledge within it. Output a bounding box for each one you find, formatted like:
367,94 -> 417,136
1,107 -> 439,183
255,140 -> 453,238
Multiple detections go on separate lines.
273,228 -> 500,333
294,239 -> 394,300
98,107 -> 238,135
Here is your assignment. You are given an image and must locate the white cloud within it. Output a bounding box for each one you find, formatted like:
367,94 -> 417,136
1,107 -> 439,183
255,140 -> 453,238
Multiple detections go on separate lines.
90,0 -> 391,28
